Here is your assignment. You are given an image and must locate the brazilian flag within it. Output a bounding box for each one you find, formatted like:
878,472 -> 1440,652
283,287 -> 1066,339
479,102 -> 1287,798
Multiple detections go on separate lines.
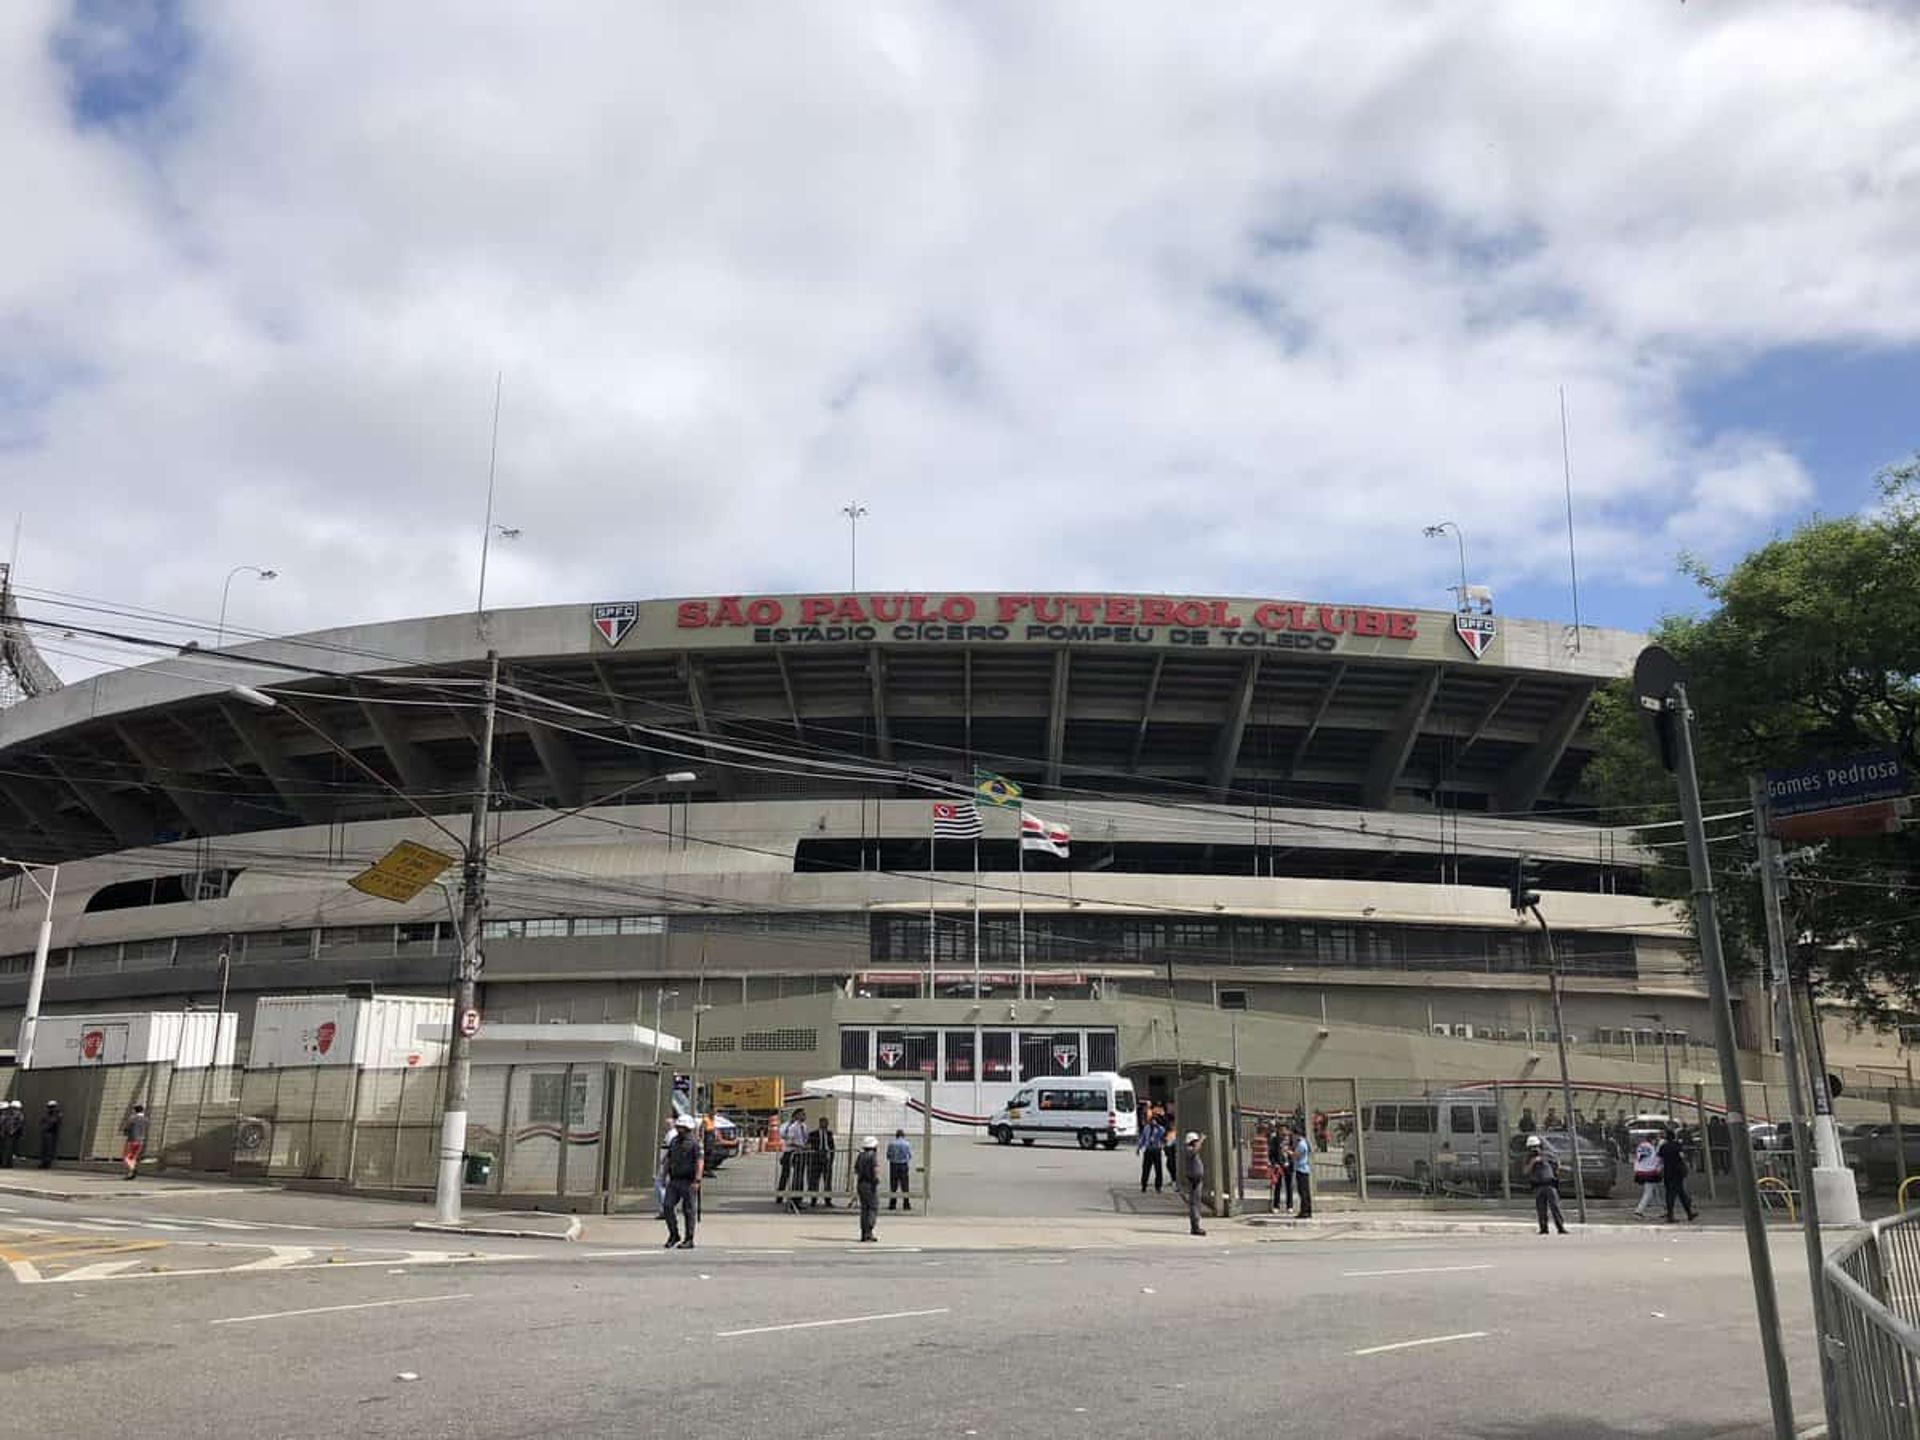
974,770 -> 1022,808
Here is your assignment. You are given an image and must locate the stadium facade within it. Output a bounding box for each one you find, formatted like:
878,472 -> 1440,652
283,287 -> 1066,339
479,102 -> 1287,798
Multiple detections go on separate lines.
0,588 -> 1804,1120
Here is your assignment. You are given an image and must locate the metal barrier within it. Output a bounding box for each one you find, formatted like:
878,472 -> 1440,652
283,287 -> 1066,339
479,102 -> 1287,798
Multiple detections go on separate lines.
1901,1174 -> 1920,1214
1824,1209 -> 1920,1437
1755,1175 -> 1796,1222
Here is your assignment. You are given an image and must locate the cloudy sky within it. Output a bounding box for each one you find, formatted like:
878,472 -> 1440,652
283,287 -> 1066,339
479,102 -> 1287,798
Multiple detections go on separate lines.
5,1 -> 1919,677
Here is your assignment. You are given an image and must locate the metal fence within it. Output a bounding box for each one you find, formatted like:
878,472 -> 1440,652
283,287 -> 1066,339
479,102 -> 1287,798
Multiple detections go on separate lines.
1825,1210 -> 1920,1438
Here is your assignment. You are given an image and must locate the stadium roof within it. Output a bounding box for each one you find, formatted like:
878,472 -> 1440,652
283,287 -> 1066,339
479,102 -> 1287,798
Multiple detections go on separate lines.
0,591 -> 1642,864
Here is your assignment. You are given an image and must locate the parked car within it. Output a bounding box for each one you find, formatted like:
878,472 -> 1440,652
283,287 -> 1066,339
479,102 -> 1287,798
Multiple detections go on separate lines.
1847,1124 -> 1920,1193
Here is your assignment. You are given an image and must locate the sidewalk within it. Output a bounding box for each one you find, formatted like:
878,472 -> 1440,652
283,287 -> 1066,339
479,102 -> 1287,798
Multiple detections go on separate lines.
0,1167 -> 253,1204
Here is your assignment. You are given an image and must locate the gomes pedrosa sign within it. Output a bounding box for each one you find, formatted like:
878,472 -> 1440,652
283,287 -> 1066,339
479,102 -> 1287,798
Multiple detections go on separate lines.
671,592 -> 1423,653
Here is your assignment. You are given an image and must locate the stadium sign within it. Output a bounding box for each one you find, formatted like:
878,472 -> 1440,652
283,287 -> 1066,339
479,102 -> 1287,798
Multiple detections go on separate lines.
589,593 -> 1512,662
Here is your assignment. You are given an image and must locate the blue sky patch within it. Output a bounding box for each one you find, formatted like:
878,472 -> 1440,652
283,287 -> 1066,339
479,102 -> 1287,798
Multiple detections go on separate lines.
52,0 -> 196,132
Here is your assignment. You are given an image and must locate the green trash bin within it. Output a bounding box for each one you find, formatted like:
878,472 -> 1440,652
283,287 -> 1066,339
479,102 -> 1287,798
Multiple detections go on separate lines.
462,1151 -> 494,1187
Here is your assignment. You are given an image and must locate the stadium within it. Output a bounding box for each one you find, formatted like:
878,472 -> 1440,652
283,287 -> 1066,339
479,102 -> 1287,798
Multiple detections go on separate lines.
2,582 -> 1853,1144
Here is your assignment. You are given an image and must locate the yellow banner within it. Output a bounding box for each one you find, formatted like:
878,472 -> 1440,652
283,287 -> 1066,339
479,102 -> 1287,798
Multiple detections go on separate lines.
349,840 -> 457,904
711,1077 -> 784,1112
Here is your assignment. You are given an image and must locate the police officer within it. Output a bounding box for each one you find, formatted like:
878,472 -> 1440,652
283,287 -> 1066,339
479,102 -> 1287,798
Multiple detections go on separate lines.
854,1135 -> 881,1242
661,1114 -> 704,1249
1527,1136 -> 1569,1236
38,1100 -> 61,1170
0,1100 -> 22,1168
1182,1132 -> 1208,1237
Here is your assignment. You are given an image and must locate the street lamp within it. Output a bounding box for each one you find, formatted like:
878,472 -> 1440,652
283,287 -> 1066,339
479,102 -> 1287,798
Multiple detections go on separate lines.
841,502 -> 868,590
1421,522 -> 1469,612
1636,1010 -> 1676,1119
653,988 -> 679,1069
217,566 -> 278,646
0,856 -> 57,1071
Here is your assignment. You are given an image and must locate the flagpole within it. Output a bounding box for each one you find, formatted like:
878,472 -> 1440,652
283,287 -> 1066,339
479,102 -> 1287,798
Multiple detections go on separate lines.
972,834 -> 981,1001
927,807 -> 936,1000
1017,808 -> 1027,1003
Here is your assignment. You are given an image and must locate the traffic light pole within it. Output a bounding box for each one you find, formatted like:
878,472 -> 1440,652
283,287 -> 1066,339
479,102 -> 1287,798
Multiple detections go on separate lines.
1670,684 -> 1795,1440
433,650 -> 498,1226
1527,904 -> 1587,1224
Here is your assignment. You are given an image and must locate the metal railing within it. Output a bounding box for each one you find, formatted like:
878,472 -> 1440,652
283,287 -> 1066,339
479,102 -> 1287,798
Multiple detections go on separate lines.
1825,1210 -> 1920,1437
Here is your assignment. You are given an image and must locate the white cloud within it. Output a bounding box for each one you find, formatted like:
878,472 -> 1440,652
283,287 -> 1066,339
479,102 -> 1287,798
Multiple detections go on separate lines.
3,1 -> 1918,673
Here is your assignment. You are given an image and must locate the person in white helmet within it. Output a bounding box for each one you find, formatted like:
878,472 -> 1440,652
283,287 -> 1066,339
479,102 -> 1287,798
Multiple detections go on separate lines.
854,1136 -> 881,1242
1526,1136 -> 1569,1236
661,1114 -> 704,1249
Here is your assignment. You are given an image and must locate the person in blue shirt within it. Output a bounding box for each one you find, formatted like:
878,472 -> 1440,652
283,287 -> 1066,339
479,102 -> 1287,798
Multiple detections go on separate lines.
886,1128 -> 913,1211
1291,1127 -> 1314,1219
1138,1113 -> 1167,1193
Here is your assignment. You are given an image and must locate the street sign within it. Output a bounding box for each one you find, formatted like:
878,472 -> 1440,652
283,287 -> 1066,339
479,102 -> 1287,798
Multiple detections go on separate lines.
1632,645 -> 1685,772
348,840 -> 457,903
458,1008 -> 481,1039
712,1077 -> 783,1111
1763,749 -> 1907,839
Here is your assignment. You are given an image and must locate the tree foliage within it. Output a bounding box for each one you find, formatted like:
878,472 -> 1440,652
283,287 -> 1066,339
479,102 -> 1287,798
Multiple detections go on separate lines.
1584,458 -> 1920,1022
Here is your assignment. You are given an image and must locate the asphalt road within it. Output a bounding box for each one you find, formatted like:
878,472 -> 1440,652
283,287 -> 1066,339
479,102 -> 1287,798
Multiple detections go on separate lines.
0,1188 -> 1828,1440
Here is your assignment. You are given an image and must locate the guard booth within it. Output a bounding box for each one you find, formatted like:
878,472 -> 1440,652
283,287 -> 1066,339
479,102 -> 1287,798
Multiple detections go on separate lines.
5,1010 -> 237,1163
1124,1061 -> 1238,1219
454,1023 -> 681,1214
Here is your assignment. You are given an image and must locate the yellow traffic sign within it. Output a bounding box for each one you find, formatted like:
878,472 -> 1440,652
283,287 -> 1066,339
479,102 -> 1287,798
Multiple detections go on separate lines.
349,841 -> 457,903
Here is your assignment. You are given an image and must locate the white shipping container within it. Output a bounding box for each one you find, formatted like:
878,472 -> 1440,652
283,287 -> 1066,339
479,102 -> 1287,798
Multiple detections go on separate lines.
26,1011 -> 236,1070
249,995 -> 452,1071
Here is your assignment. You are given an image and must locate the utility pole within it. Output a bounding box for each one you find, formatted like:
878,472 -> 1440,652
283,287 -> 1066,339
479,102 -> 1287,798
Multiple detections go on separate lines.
1667,680 -> 1795,1440
433,650 -> 498,1225
1529,903 -> 1588,1224
1751,776 -> 1841,1438
1,857 -> 57,1070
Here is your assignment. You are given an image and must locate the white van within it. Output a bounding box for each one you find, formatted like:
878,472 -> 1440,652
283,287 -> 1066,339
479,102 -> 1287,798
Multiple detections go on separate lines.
988,1073 -> 1138,1150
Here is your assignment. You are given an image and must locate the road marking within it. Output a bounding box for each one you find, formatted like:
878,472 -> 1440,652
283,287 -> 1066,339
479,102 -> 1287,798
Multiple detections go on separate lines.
716,1307 -> 951,1339
210,1293 -> 475,1326
57,1259 -> 151,1282
1342,1265 -> 1495,1278
1353,1331 -> 1489,1357
578,1249 -> 670,1259
232,1247 -> 316,1271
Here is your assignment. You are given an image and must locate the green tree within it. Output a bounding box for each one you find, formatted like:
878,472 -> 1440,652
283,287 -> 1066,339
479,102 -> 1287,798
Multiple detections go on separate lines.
1585,459 -> 1920,1022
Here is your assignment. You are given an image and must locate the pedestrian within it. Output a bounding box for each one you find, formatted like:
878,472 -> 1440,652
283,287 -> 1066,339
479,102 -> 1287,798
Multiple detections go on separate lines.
1518,1106 -> 1537,1136
1138,1110 -> 1166,1193
37,1100 -> 62,1170
777,1107 -> 809,1211
855,1135 -> 881,1241
661,1114 -> 703,1249
886,1128 -> 912,1211
1526,1136 -> 1568,1236
1161,1106 -> 1180,1188
1631,1134 -> 1662,1220
1182,1132 -> 1208,1237
1291,1123 -> 1314,1219
1269,1124 -> 1294,1214
0,1100 -> 22,1168
1657,1128 -> 1698,1223
808,1113 -> 837,1208
1708,1114 -> 1731,1176
122,1105 -> 149,1180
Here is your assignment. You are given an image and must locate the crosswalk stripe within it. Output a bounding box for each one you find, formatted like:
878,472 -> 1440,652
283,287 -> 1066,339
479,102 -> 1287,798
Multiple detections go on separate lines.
232,1247 -> 315,1270
57,1259 -> 152,1282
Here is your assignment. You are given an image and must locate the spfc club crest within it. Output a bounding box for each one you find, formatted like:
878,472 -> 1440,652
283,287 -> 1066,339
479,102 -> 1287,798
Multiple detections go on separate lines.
1453,612 -> 1496,660
590,601 -> 638,648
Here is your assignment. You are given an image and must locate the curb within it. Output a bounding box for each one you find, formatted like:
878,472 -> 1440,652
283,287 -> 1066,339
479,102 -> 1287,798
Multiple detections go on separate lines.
411,1214 -> 582,1242
0,1182 -> 219,1204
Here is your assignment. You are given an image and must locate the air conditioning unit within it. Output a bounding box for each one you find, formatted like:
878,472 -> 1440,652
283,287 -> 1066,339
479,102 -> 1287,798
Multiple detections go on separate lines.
231,1115 -> 273,1171
1453,1024 -> 1476,1039
1431,1024 -> 1451,1037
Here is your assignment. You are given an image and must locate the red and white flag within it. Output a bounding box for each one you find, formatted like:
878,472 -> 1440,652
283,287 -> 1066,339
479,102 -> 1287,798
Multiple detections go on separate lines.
1020,810 -> 1070,858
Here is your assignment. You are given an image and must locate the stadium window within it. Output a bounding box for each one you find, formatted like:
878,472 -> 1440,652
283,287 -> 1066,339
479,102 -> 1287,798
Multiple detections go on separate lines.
944,1030 -> 976,1081
1086,1031 -> 1117,1073
571,917 -> 620,936
396,923 -> 437,946
1218,988 -> 1249,1011
839,1029 -> 871,1071
620,916 -> 666,935
981,1030 -> 1013,1079
481,920 -> 523,940
520,919 -> 569,938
